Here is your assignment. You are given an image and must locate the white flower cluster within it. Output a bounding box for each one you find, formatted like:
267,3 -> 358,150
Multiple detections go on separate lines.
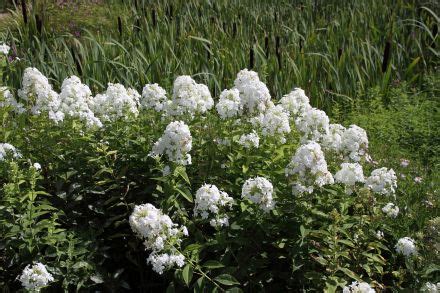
322,124 -> 346,152
422,282 -> 440,293
382,202 -> 399,218
0,43 -> 10,55
233,69 -> 271,114
340,125 -> 369,162
19,263 -> 54,291
129,203 -> 187,274
395,237 -> 417,257
343,281 -> 375,293
216,88 -> 242,119
151,121 -> 192,165
0,87 -> 25,113
194,184 -> 234,228
241,177 -> 275,212
141,83 -> 169,112
365,167 -> 397,196
92,83 -> 140,121
18,67 -> 63,122
279,88 -> 311,118
58,76 -> 101,127
285,142 -> 334,194
334,163 -> 365,194
238,131 -> 259,149
295,108 -> 329,143
254,105 -> 290,143
0,143 -> 21,161
167,75 -> 214,117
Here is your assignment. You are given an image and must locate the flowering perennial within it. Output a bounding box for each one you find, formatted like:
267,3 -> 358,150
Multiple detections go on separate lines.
0,43 -> 9,55
322,124 -> 346,153
141,83 -> 169,112
279,88 -> 311,118
365,167 -> 397,196
241,177 -> 275,212
254,104 -> 291,143
19,263 -> 54,291
194,184 -> 234,228
238,131 -> 260,149
216,88 -> 242,119
295,108 -> 329,143
0,87 -> 25,113
340,125 -> 369,162
395,237 -> 417,257
233,69 -> 271,114
286,142 -> 334,194
343,281 -> 375,293
0,143 -> 21,161
152,121 -> 192,165
382,202 -> 399,218
334,163 -> 365,194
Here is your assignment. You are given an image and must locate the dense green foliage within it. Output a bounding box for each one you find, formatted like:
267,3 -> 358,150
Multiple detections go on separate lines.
0,0 -> 439,292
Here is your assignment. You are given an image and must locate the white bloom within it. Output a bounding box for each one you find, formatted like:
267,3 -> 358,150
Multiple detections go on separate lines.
255,105 -> 291,141
19,263 -> 54,291
321,124 -> 346,152
166,75 -> 213,117
400,159 -> 410,168
147,252 -> 185,275
58,76 -> 101,127
295,108 -> 329,143
162,165 -> 171,176
151,121 -> 192,165
91,83 -> 140,121
365,167 -> 397,196
216,88 -> 242,119
421,282 -> 440,293
18,67 -> 63,121
286,142 -> 334,194
33,163 -> 42,170
0,43 -> 10,55
0,87 -> 25,113
233,69 -> 271,114
279,88 -> 311,117
214,137 -> 231,146
334,163 -> 364,194
241,177 -> 275,212
194,184 -> 234,228
238,131 -> 259,149
0,143 -> 21,161
340,125 -> 369,162
141,83 -> 168,112
395,237 -> 417,257
414,176 -> 422,183
343,281 -> 375,293
376,230 -> 384,239
382,202 -> 399,218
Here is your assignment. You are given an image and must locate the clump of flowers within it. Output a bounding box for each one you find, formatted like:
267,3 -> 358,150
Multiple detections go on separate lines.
238,131 -> 259,149
0,43 -> 10,55
0,87 -> 25,113
19,262 -> 54,291
285,142 -> 334,194
334,163 -> 365,194
295,108 -> 329,142
395,237 -> 417,257
141,83 -> 169,112
216,88 -> 242,119
421,282 -> 440,293
194,184 -> 234,228
129,203 -> 188,274
58,76 -> 102,127
400,159 -> 410,168
92,83 -> 140,121
365,167 -> 397,196
241,177 -> 275,212
151,121 -> 192,165
167,75 -> 214,117
254,105 -> 291,143
340,125 -> 369,162
279,88 -> 311,118
322,124 -> 346,153
343,281 -> 375,293
233,69 -> 272,114
0,143 -> 21,161
17,67 -> 63,121
382,202 -> 399,218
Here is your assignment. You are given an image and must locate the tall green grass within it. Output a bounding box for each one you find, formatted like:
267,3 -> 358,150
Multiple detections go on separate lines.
1,0 -> 439,115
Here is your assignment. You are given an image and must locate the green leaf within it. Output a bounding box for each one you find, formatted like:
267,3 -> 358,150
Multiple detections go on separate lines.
214,274 -> 240,286
202,260 -> 224,269
182,264 -> 193,286
174,166 -> 190,184
175,187 -> 193,203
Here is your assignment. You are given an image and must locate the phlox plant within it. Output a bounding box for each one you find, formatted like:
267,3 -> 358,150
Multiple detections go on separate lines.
0,68 -> 438,292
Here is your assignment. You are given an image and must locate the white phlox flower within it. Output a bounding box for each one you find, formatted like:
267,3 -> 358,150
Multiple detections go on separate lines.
395,237 -> 417,257
295,108 -> 329,143
238,131 -> 260,149
340,125 -> 369,162
233,69 -> 271,114
141,83 -> 169,112
241,177 -> 275,212
216,88 -> 242,119
194,184 -> 234,228
334,163 -> 364,194
365,167 -> 397,196
19,262 -> 54,291
382,202 -> 399,218
342,281 -> 375,293
279,88 -> 311,118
